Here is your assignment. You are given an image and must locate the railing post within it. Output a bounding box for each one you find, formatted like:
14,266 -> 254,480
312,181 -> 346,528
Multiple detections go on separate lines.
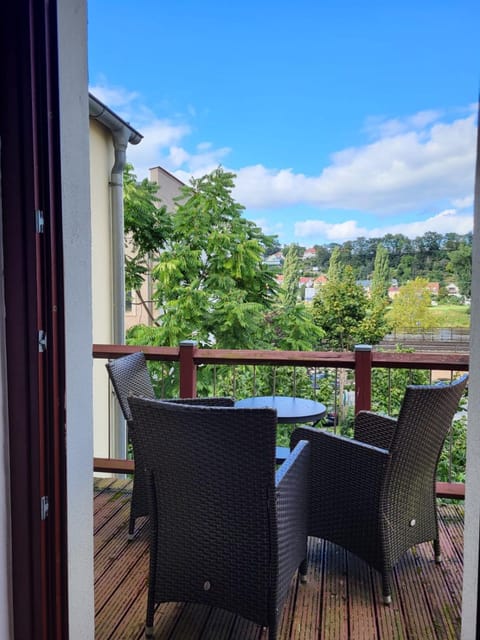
355,344 -> 372,413
179,340 -> 197,398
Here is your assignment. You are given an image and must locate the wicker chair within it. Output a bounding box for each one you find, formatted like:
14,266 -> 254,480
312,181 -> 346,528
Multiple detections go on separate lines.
290,373 -> 468,604
128,397 -> 311,639
105,352 -> 235,538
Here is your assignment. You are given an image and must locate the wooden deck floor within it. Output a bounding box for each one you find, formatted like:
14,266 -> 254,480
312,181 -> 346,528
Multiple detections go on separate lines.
94,478 -> 464,640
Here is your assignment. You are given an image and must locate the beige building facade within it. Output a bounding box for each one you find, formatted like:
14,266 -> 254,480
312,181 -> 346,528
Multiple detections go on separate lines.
89,93 -> 142,461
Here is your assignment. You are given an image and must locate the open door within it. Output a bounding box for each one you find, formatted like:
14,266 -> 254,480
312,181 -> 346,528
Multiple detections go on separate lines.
0,1 -> 68,638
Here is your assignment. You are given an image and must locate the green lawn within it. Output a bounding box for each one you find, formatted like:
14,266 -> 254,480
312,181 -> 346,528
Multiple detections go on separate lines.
428,304 -> 470,328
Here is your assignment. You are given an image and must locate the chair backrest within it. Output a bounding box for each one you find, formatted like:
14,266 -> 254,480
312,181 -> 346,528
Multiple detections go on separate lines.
128,396 -> 278,621
105,352 -> 155,422
386,374 -> 468,492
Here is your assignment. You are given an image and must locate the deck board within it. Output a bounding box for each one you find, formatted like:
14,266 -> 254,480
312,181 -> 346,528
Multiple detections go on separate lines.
95,480 -> 463,640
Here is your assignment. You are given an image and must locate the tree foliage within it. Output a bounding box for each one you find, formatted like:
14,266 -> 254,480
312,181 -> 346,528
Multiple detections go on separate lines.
300,231 -> 472,292
312,262 -> 388,350
388,277 -> 437,332
133,168 -> 279,348
123,164 -> 173,326
281,244 -> 302,307
448,243 -> 472,297
371,243 -> 390,300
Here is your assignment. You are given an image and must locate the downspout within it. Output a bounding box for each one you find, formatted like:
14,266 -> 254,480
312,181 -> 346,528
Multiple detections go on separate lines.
110,129 -> 129,347
109,130 -> 129,460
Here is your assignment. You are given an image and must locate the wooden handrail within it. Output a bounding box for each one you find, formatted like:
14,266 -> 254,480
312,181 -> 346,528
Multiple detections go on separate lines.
94,457 -> 134,474
93,343 -> 468,371
92,458 -> 465,500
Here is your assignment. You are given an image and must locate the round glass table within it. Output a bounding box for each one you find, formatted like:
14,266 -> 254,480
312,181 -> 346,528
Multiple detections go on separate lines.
235,395 -> 326,463
235,395 -> 326,424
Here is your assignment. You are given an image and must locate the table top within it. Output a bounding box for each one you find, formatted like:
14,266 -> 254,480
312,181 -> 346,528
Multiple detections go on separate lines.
235,395 -> 326,424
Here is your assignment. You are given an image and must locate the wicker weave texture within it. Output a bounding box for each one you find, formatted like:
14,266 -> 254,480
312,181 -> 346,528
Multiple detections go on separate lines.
105,352 -> 236,535
128,397 -> 310,639
291,374 -> 468,602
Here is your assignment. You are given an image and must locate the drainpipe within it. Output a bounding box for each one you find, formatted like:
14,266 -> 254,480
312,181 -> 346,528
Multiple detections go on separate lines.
110,129 -> 129,347
109,130 -> 129,460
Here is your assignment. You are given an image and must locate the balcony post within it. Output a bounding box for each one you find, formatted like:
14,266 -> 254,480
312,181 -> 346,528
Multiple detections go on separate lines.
354,344 -> 372,413
179,340 -> 198,398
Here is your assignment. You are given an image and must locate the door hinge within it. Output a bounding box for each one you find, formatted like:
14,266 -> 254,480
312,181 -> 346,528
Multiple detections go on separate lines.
38,329 -> 47,352
40,496 -> 49,521
36,209 -> 45,234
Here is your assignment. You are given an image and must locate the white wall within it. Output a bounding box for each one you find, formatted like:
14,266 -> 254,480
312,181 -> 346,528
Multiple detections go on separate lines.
461,123 -> 479,638
0,141 -> 13,640
57,0 -> 95,637
90,119 -> 115,460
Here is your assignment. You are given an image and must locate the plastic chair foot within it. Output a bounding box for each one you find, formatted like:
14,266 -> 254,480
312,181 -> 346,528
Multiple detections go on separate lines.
382,594 -> 392,605
145,625 -> 154,638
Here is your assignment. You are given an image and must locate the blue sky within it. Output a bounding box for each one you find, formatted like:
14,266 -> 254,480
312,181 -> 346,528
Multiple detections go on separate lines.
88,1 -> 478,246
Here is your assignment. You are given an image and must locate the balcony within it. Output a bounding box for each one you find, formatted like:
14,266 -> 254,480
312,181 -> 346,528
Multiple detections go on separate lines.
93,343 -> 469,638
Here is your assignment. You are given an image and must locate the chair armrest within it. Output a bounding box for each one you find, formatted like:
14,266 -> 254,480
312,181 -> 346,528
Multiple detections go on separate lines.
354,411 -> 397,449
275,440 -> 310,615
291,427 -> 388,480
276,439 -> 310,491
290,427 -> 388,540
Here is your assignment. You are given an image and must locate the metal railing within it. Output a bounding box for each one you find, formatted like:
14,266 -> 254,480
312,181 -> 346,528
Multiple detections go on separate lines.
93,342 -> 469,498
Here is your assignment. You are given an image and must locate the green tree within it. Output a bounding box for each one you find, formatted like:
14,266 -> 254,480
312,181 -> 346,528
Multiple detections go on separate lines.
371,243 -> 390,300
145,167 -> 279,348
313,249 -> 390,350
281,244 -> 302,307
312,265 -> 368,350
123,163 -> 172,321
448,243 -> 472,297
326,246 -> 343,283
388,277 -> 437,332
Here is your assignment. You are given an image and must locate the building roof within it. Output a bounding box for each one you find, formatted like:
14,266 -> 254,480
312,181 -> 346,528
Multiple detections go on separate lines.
88,93 -> 143,145
149,164 -> 186,188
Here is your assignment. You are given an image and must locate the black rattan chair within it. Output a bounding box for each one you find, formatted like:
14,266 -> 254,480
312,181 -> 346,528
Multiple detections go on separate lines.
106,352 -> 234,538
128,397 -> 310,639
290,373 -> 468,604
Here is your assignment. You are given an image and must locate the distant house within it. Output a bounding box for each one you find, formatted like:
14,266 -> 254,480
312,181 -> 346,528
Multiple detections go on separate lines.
426,282 -> 440,296
264,251 -> 284,267
388,285 -> 400,299
314,274 -> 328,286
302,247 -> 316,260
299,276 -> 315,288
446,283 -> 460,297
150,165 -> 186,210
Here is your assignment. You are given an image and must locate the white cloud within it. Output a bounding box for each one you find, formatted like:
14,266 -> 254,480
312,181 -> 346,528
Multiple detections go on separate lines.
234,113 -> 476,215
294,209 -> 473,243
363,110 -> 444,139
126,120 -> 191,177
90,80 -> 230,180
89,82 -> 139,112
90,81 -> 476,225
452,195 -> 474,209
